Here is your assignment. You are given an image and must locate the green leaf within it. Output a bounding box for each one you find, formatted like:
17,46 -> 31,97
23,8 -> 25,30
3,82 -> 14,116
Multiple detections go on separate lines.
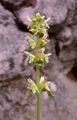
28,90 -> 33,97
47,90 -> 54,97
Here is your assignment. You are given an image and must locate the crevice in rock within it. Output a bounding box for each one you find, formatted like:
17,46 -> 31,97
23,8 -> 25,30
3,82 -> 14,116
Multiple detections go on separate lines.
48,34 -> 60,57
67,61 -> 77,81
20,54 -> 26,71
48,23 -> 65,57
15,16 -> 29,32
55,40 -> 60,56
0,74 -> 21,82
8,58 -> 15,70
0,73 -> 25,84
0,0 -> 32,32
48,24 -> 64,35
0,0 -> 37,12
0,0 -> 19,12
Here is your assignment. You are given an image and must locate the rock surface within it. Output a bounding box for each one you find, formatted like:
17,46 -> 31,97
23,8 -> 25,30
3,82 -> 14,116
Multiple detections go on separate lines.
0,0 -> 77,120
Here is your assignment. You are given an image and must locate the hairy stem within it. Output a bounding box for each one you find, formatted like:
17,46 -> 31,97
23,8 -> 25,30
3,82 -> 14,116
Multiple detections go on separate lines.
36,66 -> 41,120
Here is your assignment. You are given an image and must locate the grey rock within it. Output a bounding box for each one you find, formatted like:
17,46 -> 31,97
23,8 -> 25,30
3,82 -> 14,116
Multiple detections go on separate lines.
15,0 -> 68,26
0,0 -> 77,120
0,4 -> 34,81
57,27 -> 75,61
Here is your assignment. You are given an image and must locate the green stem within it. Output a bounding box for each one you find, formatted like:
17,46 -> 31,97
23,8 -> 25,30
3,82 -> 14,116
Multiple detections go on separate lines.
36,65 -> 41,120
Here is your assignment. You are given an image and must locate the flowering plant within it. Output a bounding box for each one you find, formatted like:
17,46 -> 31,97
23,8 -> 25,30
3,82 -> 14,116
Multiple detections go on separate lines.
25,13 -> 54,120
